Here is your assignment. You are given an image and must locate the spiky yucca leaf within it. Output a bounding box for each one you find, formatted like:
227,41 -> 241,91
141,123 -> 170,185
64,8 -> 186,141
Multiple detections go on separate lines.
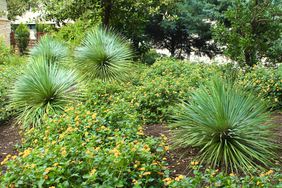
30,35 -> 68,63
75,27 -> 133,81
10,58 -> 80,127
170,79 -> 277,173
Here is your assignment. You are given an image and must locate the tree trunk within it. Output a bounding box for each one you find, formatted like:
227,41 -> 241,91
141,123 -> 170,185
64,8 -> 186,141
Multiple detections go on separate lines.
244,49 -> 256,66
169,38 -> 176,57
102,0 -> 112,27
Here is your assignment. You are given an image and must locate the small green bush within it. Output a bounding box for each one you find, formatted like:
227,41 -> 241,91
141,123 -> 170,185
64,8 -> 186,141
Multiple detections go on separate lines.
0,37 -> 11,64
238,66 -> 282,109
126,59 -> 221,124
15,23 -> 30,55
52,20 -> 91,49
35,23 -> 49,33
170,78 -> 277,173
0,62 -> 24,121
141,50 -> 161,65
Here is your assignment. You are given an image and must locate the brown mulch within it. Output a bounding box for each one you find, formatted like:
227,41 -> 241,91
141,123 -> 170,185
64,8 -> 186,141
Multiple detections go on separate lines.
144,113 -> 282,176
144,124 -> 197,176
0,120 -> 20,164
270,112 -> 282,167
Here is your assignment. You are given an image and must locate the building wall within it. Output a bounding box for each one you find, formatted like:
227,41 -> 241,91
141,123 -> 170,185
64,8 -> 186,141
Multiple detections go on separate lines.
0,0 -> 11,46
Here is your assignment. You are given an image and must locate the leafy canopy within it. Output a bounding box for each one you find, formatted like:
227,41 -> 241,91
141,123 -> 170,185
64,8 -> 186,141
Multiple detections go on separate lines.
213,0 -> 282,66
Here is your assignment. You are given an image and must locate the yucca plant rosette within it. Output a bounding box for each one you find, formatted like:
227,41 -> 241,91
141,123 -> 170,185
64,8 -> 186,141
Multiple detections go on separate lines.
30,35 -> 69,64
170,78 -> 277,173
10,58 -> 81,127
75,27 -> 133,82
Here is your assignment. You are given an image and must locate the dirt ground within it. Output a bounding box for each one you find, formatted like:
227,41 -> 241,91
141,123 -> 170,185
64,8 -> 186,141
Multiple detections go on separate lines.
0,120 -> 20,163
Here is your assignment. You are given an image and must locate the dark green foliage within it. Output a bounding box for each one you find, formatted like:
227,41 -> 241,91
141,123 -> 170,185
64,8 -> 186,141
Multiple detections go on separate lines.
140,50 -> 161,65
0,61 -> 24,121
0,38 -> 11,64
170,79 -> 277,173
147,0 -> 220,58
213,0 -> 282,66
15,23 -> 30,55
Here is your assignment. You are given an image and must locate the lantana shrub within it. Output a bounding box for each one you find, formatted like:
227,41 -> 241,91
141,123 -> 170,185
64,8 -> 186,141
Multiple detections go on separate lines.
0,102 -> 168,187
0,62 -> 24,121
167,165 -> 282,187
126,58 -> 221,124
238,65 -> 282,109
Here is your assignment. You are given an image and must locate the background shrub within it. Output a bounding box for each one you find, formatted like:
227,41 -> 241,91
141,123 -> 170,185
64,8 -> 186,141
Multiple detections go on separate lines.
35,23 -> 49,33
140,50 -> 161,65
0,37 -> 11,64
238,66 -> 282,109
15,23 -> 30,55
52,20 -> 91,50
126,59 -> 221,124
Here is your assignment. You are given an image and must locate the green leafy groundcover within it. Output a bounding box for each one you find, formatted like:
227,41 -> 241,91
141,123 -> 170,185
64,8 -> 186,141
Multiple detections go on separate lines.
0,62 -> 24,121
1,101 -> 168,187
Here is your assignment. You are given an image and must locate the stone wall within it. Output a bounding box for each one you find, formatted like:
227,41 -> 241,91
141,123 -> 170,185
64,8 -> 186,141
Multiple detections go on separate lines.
0,0 -> 11,46
0,19 -> 11,45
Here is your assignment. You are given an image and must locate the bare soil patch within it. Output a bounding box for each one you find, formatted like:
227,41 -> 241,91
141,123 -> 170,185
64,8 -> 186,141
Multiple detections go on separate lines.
0,120 -> 20,163
144,124 -> 198,176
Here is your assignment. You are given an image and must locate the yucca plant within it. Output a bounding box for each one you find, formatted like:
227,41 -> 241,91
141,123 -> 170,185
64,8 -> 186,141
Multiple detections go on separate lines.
170,78 -> 277,173
10,58 -> 80,127
30,35 -> 68,64
75,27 -> 133,81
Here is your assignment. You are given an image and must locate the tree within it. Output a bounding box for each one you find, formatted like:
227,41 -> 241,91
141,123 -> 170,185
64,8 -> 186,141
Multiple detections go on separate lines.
213,0 -> 282,66
35,0 -> 159,55
7,0 -> 39,20
146,0 -> 220,58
